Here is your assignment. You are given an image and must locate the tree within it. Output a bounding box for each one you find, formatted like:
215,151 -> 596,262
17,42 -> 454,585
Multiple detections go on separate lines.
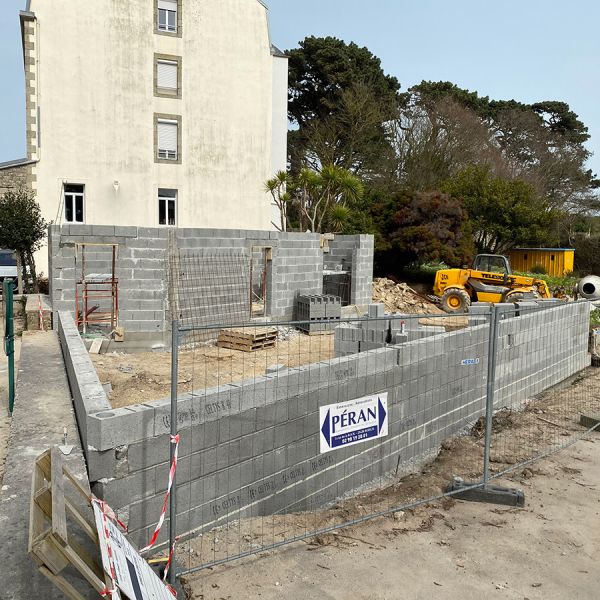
442,165 -> 557,254
406,81 -> 599,219
265,171 -> 290,232
266,166 -> 364,234
372,190 -> 474,271
0,188 -> 48,293
390,95 -> 499,191
287,37 -> 400,176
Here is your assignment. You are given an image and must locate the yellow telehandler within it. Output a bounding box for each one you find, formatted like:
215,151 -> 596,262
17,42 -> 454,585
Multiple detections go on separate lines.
433,254 -> 552,313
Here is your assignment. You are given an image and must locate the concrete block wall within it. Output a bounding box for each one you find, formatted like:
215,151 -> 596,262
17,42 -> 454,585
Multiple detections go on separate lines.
351,235 -> 374,306
325,234 -> 374,307
334,306 -> 446,357
494,302 -> 591,406
50,225 -> 168,342
267,232 -> 323,319
57,311 -> 112,449
51,226 -> 375,338
58,302 -> 591,551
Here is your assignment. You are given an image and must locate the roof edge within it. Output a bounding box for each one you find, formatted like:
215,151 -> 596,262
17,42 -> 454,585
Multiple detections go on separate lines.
270,44 -> 287,58
0,158 -> 37,171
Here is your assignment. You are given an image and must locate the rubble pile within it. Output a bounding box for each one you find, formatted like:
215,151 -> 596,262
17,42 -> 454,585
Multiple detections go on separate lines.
372,278 -> 442,314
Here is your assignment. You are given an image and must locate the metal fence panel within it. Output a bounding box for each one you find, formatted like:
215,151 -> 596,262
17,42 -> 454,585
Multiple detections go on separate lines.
156,257 -> 598,581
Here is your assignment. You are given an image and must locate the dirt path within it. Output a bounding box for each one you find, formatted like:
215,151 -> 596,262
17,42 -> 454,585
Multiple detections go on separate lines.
181,435 -> 600,599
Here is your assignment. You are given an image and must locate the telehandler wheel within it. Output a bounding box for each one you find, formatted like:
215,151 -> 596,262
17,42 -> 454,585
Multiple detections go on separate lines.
441,288 -> 471,314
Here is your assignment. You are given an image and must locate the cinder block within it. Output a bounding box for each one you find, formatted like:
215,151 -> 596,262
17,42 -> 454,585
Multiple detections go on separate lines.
368,304 -> 385,318
87,405 -> 155,451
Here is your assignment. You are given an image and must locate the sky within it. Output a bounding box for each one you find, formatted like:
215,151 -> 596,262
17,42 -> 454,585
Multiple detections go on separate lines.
1,0 -> 599,175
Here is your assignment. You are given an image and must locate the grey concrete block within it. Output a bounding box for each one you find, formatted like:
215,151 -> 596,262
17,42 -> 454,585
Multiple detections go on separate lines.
87,405 -> 155,451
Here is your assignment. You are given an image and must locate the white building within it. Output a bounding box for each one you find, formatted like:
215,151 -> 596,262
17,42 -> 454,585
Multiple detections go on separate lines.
17,0 -> 288,271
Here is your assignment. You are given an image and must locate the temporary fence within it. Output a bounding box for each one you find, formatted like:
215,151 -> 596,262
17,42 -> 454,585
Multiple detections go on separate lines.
151,251 -> 599,586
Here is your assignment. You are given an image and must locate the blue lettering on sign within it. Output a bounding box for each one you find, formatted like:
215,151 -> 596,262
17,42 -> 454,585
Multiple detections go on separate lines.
320,394 -> 388,453
461,358 -> 480,366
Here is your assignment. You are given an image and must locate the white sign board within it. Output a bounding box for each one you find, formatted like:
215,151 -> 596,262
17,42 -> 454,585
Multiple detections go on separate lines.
461,358 -> 481,366
93,503 -> 175,600
319,393 -> 388,454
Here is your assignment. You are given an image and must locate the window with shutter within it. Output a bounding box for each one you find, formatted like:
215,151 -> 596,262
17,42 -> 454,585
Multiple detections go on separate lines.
157,120 -> 178,160
158,0 -> 178,33
157,60 -> 178,91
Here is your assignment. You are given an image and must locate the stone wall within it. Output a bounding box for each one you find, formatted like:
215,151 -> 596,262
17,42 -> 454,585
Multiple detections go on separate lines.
58,302 -> 591,550
0,161 -> 33,196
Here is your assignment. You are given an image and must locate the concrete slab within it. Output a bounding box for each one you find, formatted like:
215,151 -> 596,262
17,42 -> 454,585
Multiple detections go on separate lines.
0,331 -> 91,600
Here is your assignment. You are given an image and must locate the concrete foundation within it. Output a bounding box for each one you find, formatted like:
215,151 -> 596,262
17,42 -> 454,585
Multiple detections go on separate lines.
49,226 -> 375,347
57,301 -> 591,551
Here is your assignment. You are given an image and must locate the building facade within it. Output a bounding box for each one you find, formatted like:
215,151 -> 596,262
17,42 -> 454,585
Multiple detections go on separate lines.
19,0 -> 288,272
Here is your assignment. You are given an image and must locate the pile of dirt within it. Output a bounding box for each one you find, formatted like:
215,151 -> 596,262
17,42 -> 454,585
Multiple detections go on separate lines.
372,278 -> 442,314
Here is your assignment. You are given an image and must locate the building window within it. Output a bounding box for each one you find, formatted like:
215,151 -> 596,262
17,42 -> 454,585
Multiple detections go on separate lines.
154,54 -> 182,98
157,0 -> 179,34
64,184 -> 85,223
158,189 -> 177,226
157,118 -> 179,161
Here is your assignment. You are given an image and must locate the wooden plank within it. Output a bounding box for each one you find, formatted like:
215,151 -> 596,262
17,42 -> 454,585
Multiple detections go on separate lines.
65,532 -> 104,581
36,449 -> 52,481
66,498 -> 98,543
29,455 -> 49,553
34,484 -> 52,520
32,535 -> 70,575
64,468 -> 92,501
221,326 -> 277,336
51,447 -> 69,546
62,543 -> 110,595
217,340 -> 277,353
218,334 -> 277,344
217,340 -> 277,349
38,565 -> 87,600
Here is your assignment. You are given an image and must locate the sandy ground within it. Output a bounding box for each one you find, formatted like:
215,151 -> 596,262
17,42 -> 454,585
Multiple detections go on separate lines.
177,367 -> 600,599
93,320 -> 469,410
92,332 -> 335,409
181,436 -> 600,600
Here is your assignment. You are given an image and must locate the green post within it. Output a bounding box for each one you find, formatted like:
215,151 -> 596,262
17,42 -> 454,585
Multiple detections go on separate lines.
3,279 -> 15,414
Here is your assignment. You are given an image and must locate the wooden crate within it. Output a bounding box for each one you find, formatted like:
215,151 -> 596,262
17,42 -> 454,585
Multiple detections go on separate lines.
28,448 -> 113,600
217,327 -> 278,352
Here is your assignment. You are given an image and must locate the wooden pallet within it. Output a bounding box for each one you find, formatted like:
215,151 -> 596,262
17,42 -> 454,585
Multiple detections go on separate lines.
217,327 -> 278,352
28,448 -> 112,600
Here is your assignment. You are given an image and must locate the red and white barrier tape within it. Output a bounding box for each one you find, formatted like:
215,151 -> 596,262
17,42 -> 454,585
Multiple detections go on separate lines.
163,537 -> 180,596
38,294 -> 44,331
140,434 -> 180,554
92,498 -> 128,599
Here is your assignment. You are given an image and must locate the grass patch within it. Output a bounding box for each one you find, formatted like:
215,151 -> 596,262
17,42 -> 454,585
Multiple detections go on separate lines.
591,308 -> 600,328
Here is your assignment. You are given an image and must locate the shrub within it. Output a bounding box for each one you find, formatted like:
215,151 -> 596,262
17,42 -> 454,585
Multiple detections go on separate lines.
530,264 -> 547,275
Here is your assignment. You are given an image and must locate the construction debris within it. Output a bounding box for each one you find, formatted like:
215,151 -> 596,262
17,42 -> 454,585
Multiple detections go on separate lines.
372,278 -> 442,314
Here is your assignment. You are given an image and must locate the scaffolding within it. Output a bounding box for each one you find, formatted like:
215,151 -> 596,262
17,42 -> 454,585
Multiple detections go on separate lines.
74,243 -> 119,333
